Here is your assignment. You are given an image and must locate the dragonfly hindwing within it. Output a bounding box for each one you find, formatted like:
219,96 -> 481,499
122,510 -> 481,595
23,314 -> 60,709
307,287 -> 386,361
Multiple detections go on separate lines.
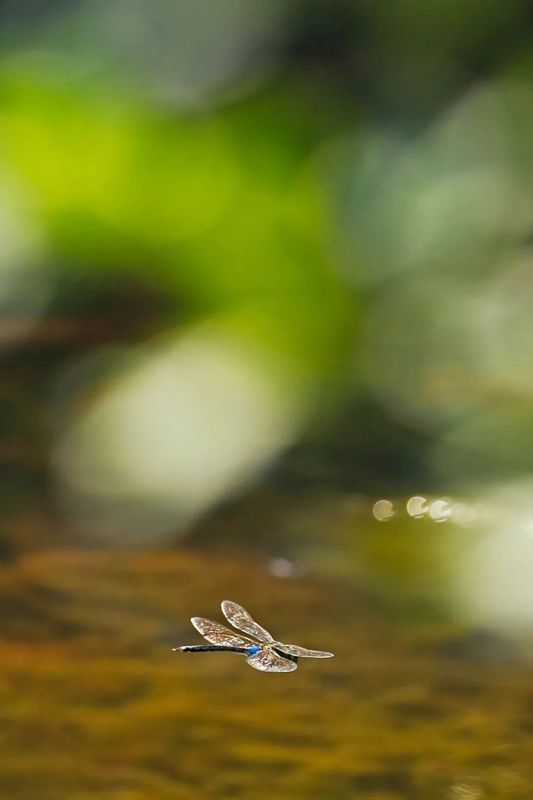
246,649 -> 298,672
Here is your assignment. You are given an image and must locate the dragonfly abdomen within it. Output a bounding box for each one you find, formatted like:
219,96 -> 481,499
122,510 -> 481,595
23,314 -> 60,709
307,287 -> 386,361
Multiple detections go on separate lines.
175,645 -> 249,654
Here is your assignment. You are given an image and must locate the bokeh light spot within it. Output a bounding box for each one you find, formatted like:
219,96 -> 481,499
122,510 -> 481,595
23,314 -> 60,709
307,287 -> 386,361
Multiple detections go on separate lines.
372,498 -> 395,522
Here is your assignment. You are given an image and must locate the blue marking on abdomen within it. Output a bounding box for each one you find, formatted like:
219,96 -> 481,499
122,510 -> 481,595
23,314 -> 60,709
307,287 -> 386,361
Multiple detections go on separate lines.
247,645 -> 261,655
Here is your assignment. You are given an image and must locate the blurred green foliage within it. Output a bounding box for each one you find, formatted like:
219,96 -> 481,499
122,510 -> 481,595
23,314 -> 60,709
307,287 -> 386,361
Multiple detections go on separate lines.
0,63 -> 355,380
0,0 -> 532,500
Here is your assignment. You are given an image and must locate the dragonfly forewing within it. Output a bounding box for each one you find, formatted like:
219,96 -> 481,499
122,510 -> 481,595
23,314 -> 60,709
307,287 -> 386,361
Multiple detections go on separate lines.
246,648 -> 298,672
274,642 -> 334,658
191,617 -> 256,648
221,600 -> 274,643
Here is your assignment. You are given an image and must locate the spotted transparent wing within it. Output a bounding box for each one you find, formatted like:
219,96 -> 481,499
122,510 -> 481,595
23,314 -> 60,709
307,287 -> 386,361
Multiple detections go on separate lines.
221,600 -> 274,644
274,643 -> 334,659
191,617 -> 256,648
246,649 -> 298,672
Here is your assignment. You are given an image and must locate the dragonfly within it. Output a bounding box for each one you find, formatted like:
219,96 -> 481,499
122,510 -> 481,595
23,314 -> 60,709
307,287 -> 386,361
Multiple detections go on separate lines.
173,600 -> 334,673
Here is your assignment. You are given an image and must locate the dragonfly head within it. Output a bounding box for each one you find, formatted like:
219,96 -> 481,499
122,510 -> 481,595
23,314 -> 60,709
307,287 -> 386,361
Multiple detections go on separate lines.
247,645 -> 261,656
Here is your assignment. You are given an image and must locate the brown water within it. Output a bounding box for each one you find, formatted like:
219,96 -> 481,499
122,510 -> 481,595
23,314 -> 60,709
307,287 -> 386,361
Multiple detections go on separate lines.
0,542 -> 532,800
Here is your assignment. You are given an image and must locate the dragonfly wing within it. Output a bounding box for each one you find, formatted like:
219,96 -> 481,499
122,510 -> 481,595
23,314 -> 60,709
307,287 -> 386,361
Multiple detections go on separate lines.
246,649 -> 297,673
275,643 -> 334,658
221,600 -> 274,643
191,617 -> 256,648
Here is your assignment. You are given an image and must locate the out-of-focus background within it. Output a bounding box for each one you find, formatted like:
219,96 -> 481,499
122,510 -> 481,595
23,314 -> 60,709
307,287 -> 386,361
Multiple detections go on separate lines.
2,1 -> 533,798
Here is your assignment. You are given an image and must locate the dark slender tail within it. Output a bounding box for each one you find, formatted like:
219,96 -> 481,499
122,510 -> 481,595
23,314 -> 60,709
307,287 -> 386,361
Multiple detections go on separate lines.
173,645 -> 249,654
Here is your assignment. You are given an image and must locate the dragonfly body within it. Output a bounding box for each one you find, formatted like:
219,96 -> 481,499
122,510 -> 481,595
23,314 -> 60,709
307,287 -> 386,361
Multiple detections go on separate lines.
179,644 -> 262,656
173,600 -> 333,673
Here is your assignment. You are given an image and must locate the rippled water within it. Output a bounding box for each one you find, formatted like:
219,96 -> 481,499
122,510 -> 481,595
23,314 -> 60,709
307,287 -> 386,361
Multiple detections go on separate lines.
1,527 -> 532,800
